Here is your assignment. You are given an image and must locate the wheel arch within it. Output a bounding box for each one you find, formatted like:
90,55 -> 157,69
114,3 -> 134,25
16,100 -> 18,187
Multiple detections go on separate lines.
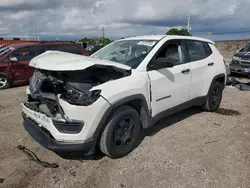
207,73 -> 226,95
93,94 -> 151,144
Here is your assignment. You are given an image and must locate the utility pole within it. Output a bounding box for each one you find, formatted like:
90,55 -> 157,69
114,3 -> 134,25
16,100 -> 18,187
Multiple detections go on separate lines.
56,31 -> 59,41
102,26 -> 105,45
32,16 -> 37,40
187,13 -> 191,33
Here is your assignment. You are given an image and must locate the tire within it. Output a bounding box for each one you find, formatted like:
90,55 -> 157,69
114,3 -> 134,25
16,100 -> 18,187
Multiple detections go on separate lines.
203,81 -> 223,112
99,105 -> 141,159
0,75 -> 11,90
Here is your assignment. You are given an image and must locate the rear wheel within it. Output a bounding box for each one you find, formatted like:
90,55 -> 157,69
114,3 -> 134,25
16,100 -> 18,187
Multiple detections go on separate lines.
99,106 -> 141,158
203,81 -> 223,112
0,75 -> 11,90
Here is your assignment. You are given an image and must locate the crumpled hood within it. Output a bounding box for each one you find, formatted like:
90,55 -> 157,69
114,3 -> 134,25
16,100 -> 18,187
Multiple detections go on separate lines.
29,50 -> 131,71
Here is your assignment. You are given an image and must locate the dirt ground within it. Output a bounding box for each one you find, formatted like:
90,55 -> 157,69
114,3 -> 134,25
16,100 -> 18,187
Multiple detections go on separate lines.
0,85 -> 249,188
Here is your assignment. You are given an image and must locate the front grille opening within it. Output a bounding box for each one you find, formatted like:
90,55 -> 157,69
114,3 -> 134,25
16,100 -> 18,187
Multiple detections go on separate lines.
41,127 -> 55,139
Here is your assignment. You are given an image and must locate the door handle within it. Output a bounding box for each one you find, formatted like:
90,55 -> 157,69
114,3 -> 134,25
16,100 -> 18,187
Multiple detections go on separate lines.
208,62 -> 214,66
181,69 -> 190,74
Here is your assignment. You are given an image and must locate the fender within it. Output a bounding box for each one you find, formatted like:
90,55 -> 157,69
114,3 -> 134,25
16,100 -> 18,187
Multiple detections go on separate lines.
0,72 -> 9,77
207,73 -> 226,94
92,94 -> 151,144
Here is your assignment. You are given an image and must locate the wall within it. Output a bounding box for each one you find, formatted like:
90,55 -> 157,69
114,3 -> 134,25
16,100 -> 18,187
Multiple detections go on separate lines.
214,39 -> 250,62
0,40 -> 39,46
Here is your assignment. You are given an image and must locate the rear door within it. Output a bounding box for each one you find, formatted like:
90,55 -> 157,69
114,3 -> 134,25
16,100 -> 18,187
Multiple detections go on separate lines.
185,40 -> 215,99
9,47 -> 37,82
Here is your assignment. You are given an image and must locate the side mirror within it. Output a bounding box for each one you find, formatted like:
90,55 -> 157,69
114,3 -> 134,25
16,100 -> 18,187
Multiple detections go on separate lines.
9,56 -> 18,62
148,57 -> 174,70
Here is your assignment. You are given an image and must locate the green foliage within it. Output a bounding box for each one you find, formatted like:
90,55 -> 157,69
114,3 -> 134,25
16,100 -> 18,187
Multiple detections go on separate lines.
98,37 -> 112,45
166,28 -> 192,36
78,37 -> 96,45
78,37 -> 113,45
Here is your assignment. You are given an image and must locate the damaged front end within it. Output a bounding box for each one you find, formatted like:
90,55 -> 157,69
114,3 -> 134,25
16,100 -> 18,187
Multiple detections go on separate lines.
26,65 -> 131,120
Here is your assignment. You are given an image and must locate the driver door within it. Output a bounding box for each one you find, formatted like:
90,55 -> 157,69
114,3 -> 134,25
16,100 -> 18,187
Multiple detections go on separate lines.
147,40 -> 191,117
9,47 -> 36,83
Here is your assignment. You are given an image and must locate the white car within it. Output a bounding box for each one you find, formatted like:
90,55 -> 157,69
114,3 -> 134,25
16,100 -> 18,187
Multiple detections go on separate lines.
22,35 -> 227,158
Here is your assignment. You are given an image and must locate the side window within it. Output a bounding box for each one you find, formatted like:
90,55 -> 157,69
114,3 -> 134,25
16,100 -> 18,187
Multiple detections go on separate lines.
186,40 -> 206,61
154,41 -> 185,65
67,45 -> 82,54
203,42 -> 212,57
49,45 -> 62,51
11,47 -> 36,61
36,46 -> 48,55
49,45 -> 81,54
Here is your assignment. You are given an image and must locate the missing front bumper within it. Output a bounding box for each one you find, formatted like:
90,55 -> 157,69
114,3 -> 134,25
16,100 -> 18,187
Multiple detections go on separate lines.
22,113 -> 95,154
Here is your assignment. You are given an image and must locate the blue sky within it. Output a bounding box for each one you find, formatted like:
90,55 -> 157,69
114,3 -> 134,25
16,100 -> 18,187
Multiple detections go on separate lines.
0,0 -> 250,41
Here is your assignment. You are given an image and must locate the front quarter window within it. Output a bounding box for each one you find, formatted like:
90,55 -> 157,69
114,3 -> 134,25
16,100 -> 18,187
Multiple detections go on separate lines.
91,40 -> 158,68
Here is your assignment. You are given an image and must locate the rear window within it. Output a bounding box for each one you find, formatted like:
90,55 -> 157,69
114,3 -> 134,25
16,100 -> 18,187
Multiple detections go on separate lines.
36,46 -> 48,55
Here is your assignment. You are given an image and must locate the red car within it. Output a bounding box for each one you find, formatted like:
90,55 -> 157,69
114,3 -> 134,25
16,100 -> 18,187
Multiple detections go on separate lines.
0,42 -> 89,89
0,45 -> 7,48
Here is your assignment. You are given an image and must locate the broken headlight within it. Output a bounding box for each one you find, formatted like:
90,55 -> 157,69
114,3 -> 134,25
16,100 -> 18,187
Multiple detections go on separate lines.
62,82 -> 101,106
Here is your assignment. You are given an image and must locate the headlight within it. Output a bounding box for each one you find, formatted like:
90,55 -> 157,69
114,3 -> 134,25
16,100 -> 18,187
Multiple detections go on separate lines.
232,56 -> 240,61
62,82 -> 101,106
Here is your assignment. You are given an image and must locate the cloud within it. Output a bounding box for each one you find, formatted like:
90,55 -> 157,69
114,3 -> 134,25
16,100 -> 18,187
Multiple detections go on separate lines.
0,0 -> 249,40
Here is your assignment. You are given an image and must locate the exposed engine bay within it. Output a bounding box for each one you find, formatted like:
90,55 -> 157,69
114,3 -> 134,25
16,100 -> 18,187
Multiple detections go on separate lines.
26,65 -> 131,119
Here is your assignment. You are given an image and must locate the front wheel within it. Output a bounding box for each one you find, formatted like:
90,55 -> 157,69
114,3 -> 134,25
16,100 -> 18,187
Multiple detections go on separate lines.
0,75 -> 11,90
99,106 -> 141,159
203,81 -> 223,112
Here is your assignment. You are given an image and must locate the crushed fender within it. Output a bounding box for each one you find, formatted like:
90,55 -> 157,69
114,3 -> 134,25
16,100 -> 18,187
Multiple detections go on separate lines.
17,145 -> 59,168
226,77 -> 250,91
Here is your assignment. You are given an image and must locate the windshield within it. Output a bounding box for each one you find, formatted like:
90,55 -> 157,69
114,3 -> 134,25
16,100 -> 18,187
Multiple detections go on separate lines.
91,40 -> 158,68
0,46 -> 14,58
243,43 -> 250,52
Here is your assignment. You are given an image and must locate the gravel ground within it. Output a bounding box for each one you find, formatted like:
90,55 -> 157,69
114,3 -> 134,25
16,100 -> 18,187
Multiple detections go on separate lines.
0,86 -> 249,188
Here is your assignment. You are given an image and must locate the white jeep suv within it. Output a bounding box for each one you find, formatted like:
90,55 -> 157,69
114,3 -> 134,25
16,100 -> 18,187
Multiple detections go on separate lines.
21,35 -> 227,158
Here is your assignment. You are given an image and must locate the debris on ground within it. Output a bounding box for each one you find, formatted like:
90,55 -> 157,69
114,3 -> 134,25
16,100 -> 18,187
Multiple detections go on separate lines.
214,122 -> 222,126
52,176 -> 60,185
203,140 -> 220,145
0,178 -> 5,183
69,169 -> 76,177
226,77 -> 250,91
17,145 -> 59,168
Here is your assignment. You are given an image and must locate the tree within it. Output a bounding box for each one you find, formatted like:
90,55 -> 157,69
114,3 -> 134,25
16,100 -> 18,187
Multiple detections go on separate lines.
166,28 -> 191,36
98,37 -> 112,45
78,37 -> 113,45
79,37 -> 96,45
